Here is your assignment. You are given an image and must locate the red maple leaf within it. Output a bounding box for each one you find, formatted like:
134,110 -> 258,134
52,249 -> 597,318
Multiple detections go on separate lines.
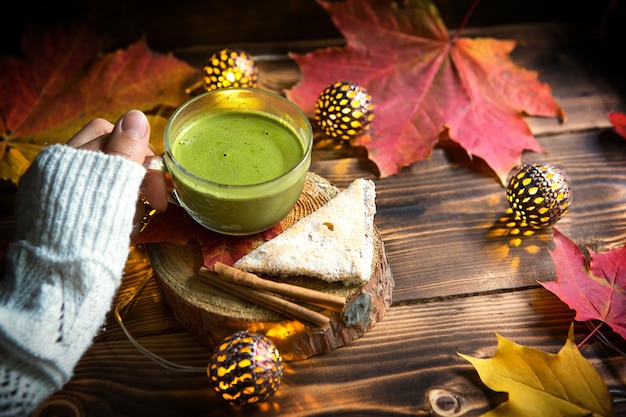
133,204 -> 282,269
287,0 -> 563,184
542,228 -> 626,340
608,110 -> 626,139
0,22 -> 198,183
0,22 -> 279,268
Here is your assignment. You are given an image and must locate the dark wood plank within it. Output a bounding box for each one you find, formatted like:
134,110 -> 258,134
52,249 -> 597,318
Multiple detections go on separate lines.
474,22 -> 626,135
7,0 -> 619,57
1,18 -> 623,417
39,282 -> 626,417
96,248 -> 184,343
310,128 -> 626,302
181,22 -> 626,136
0,192 -> 15,241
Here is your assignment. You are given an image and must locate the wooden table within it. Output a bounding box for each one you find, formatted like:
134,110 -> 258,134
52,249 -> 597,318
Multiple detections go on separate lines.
1,12 -> 625,417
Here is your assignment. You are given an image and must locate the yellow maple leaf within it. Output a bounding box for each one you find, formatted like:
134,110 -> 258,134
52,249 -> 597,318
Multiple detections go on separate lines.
458,324 -> 614,417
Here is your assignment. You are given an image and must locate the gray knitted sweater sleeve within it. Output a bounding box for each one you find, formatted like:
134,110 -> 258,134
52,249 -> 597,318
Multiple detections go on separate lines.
0,144 -> 146,417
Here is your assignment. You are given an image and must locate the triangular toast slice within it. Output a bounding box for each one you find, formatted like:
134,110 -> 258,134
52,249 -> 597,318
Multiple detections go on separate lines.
234,178 -> 376,286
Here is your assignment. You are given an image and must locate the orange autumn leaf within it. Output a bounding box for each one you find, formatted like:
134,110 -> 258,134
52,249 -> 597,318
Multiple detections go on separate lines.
287,0 -> 564,184
459,325 -> 614,417
0,22 -> 199,184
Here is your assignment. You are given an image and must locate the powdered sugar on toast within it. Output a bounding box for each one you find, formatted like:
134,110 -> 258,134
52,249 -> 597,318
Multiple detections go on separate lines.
234,178 -> 376,285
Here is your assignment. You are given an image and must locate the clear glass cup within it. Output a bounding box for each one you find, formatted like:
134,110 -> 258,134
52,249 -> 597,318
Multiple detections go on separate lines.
158,88 -> 312,236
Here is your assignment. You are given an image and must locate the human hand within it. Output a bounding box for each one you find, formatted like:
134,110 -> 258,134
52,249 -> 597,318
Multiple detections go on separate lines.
66,110 -> 168,234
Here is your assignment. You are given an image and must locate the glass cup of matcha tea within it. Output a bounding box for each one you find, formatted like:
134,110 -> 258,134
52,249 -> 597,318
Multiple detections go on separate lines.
162,88 -> 313,235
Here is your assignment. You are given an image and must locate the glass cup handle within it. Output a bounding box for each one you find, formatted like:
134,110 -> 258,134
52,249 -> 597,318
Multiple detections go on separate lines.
142,155 -> 181,206
143,155 -> 167,172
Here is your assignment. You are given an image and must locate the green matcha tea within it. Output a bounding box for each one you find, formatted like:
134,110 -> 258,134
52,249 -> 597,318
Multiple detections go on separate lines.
164,92 -> 312,236
172,111 -> 304,185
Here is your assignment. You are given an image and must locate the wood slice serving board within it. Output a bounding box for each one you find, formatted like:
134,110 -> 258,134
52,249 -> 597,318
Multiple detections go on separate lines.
147,172 -> 394,361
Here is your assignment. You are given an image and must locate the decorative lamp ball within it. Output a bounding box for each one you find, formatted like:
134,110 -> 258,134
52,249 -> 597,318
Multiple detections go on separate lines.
315,81 -> 374,140
208,330 -> 283,407
203,48 -> 259,91
506,162 -> 572,228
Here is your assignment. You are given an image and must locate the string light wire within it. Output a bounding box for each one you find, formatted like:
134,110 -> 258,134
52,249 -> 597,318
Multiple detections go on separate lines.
114,272 -> 625,407
114,270 -> 206,374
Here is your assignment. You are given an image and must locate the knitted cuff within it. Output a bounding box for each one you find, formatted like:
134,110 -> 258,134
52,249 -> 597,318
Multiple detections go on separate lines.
13,144 -> 146,259
0,144 -> 146,389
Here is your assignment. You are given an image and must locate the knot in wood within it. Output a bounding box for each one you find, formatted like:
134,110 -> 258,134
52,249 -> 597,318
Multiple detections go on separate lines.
428,388 -> 462,416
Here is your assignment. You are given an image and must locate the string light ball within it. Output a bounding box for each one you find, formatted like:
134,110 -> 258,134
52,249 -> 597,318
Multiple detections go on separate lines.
208,330 -> 283,407
506,162 -> 571,228
203,48 -> 259,91
315,81 -> 374,140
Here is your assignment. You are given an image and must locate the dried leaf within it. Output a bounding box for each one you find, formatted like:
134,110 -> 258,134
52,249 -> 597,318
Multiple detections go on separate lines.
459,325 -> 614,417
0,22 -> 199,183
287,0 -> 563,183
542,228 -> 626,339
133,204 -> 282,269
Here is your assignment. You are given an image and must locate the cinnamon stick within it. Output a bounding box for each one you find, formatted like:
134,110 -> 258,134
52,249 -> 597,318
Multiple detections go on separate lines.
211,262 -> 346,312
197,268 -> 331,328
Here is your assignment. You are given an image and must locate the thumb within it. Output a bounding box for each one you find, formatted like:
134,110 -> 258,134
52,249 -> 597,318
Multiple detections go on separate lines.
106,110 -> 151,164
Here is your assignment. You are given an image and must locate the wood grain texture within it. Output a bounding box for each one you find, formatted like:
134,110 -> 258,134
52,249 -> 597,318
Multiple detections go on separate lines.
146,173 -> 394,360
310,129 -> 626,302
36,273 -> 626,416
219,22 -> 626,136
1,17 -> 623,417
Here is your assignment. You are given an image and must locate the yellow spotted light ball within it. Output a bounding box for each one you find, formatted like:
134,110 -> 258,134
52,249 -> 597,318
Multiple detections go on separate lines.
506,162 -> 572,228
315,81 -> 374,140
203,48 -> 259,91
208,331 -> 283,407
